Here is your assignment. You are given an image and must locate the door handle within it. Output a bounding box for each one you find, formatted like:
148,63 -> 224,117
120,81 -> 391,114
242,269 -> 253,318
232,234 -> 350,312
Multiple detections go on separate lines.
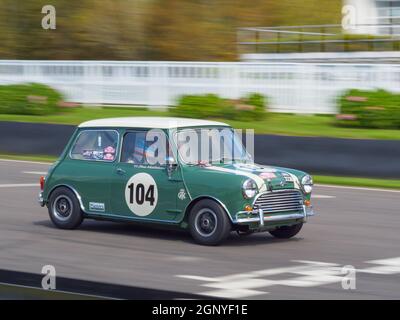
116,168 -> 126,175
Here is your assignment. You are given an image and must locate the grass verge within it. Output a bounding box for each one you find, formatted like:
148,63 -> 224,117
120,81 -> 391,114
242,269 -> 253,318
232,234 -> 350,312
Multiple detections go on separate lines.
0,153 -> 57,163
0,106 -> 400,140
314,175 -> 400,190
1,153 -> 399,190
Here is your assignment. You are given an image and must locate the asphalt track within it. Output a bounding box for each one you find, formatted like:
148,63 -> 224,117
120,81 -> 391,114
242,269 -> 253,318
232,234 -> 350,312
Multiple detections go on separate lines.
0,159 -> 399,300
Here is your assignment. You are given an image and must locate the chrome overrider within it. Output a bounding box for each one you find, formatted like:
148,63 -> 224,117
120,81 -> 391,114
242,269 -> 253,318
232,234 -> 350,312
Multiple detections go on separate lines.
38,192 -> 45,207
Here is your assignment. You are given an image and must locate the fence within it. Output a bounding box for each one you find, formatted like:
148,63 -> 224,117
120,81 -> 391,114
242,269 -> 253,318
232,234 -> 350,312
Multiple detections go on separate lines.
237,25 -> 400,55
0,60 -> 400,114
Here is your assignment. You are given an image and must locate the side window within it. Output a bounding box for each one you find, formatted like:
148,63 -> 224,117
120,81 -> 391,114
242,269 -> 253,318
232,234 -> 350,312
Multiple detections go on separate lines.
121,131 -> 146,164
121,131 -> 174,166
70,130 -> 118,162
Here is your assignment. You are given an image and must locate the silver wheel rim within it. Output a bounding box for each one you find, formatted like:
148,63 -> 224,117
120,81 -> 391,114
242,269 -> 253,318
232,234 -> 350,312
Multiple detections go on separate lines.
194,208 -> 218,237
52,195 -> 73,222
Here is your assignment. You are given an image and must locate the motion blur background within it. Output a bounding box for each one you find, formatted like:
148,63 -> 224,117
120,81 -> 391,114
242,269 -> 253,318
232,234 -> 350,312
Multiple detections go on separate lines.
0,0 -> 342,61
0,0 -> 399,183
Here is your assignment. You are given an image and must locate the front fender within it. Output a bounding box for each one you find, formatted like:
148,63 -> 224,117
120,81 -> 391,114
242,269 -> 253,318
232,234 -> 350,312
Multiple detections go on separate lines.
181,166 -> 250,220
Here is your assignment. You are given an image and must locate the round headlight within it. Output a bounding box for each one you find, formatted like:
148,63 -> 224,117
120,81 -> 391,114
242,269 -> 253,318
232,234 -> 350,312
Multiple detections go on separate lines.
242,179 -> 258,199
301,175 -> 313,194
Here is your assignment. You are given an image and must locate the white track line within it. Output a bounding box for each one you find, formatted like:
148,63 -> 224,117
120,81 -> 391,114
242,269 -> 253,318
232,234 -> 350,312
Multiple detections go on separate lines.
312,194 -> 336,199
315,183 -> 400,193
0,183 -> 38,188
0,158 -> 52,165
22,171 -> 47,175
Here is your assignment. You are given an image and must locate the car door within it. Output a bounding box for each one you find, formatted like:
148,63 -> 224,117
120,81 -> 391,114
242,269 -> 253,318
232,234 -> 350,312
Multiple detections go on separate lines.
110,129 -> 184,222
60,129 -> 119,214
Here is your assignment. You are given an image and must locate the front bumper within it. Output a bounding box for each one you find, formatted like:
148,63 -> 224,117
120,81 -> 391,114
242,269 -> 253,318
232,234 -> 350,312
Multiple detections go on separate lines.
38,192 -> 45,207
235,205 -> 315,226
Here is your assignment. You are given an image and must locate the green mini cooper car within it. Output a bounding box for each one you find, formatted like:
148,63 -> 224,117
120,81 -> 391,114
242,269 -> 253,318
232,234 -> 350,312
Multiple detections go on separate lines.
38,117 -> 314,245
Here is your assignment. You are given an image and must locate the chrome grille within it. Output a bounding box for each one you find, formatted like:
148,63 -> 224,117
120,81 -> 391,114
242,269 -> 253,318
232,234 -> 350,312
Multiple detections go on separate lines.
254,190 -> 304,214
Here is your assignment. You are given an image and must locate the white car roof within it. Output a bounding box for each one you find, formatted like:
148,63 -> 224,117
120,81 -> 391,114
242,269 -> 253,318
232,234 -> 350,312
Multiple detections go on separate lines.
79,117 -> 230,129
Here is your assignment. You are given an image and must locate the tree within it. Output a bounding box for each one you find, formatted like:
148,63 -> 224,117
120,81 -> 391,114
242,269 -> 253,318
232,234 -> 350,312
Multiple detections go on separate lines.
0,0 -> 342,61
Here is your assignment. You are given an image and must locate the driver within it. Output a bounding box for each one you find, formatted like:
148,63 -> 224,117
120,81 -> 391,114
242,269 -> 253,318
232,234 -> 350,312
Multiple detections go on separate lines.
126,137 -> 146,164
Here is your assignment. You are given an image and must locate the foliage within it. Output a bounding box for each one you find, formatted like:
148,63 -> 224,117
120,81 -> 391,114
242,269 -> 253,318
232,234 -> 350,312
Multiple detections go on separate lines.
239,93 -> 267,121
314,175 -> 400,190
170,93 -> 268,121
337,89 -> 400,129
170,94 -> 231,119
0,83 -> 63,115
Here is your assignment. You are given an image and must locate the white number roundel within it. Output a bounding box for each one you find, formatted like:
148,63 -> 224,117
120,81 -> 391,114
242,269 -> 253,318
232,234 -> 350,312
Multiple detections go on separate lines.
125,173 -> 158,216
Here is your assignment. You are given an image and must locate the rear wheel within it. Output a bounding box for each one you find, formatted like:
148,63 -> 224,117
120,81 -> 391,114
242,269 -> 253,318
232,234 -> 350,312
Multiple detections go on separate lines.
48,187 -> 83,229
269,223 -> 303,239
188,199 -> 231,246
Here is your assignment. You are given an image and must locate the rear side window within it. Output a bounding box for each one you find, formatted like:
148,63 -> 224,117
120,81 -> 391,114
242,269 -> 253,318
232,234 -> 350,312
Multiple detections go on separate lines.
70,130 -> 118,162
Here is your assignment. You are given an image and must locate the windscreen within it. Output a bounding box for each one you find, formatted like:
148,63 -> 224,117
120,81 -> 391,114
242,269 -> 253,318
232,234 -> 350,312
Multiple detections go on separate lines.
176,127 -> 251,165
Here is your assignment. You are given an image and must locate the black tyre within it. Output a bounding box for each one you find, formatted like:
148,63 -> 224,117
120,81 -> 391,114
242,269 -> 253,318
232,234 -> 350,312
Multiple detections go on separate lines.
269,223 -> 303,239
48,187 -> 83,229
188,199 -> 231,246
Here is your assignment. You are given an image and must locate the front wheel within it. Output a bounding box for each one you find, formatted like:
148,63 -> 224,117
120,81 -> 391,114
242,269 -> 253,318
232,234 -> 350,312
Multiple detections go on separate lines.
48,187 -> 83,229
188,199 -> 231,246
269,223 -> 303,239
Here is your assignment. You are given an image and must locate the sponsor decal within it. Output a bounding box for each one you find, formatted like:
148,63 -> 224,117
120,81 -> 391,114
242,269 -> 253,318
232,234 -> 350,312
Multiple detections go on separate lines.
82,147 -> 115,161
282,172 -> 294,182
125,173 -> 158,216
103,153 -> 115,161
132,164 -> 164,170
282,171 -> 302,190
234,163 -> 278,176
104,146 -> 116,154
92,150 -> 104,160
178,188 -> 186,200
259,172 -> 277,179
82,149 -> 94,159
89,202 -> 105,212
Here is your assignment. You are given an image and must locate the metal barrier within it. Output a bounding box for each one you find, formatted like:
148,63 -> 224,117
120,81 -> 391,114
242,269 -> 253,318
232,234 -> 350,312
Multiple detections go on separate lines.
0,60 -> 400,114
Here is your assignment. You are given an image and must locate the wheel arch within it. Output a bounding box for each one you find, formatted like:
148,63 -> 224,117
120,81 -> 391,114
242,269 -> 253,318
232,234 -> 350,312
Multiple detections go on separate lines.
47,184 -> 85,211
183,196 -> 233,223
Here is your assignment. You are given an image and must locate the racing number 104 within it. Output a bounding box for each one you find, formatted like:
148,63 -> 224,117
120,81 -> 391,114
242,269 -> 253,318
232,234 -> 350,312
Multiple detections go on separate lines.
127,183 -> 155,206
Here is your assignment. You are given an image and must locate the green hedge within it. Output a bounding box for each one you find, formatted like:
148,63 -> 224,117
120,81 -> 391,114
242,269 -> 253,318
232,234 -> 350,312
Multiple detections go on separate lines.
0,83 -> 63,115
337,89 -> 400,129
170,93 -> 267,121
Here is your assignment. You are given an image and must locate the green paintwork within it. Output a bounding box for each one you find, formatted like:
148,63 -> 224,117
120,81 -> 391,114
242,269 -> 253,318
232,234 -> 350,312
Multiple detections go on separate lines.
42,124 -> 313,230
